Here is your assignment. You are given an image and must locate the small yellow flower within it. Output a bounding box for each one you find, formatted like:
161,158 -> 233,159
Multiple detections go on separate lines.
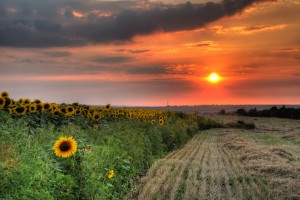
108,170 -> 114,179
93,125 -> 99,130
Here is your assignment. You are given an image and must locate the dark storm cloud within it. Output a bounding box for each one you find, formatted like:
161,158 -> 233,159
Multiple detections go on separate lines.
94,56 -> 132,63
128,66 -> 168,75
0,0 -> 269,47
116,49 -> 150,54
43,51 -> 72,57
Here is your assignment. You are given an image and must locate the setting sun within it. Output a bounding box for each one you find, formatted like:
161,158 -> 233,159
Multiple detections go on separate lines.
208,73 -> 221,83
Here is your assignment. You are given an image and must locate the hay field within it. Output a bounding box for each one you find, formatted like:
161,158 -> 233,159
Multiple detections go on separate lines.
128,116 -> 300,200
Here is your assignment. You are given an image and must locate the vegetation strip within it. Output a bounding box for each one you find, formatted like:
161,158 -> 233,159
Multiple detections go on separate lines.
0,91 -> 223,200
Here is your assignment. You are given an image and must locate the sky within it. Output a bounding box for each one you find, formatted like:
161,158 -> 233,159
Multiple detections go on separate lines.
0,0 -> 300,106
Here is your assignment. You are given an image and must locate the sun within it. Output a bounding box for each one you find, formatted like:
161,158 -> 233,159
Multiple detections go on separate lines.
207,72 -> 221,83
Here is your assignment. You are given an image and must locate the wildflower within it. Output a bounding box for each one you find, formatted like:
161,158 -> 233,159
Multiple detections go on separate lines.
108,170 -> 114,179
53,137 -> 77,158
93,125 -> 99,130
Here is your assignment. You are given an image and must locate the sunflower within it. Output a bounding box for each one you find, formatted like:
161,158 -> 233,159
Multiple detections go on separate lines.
4,97 -> 12,107
151,119 -> 156,124
105,104 -> 111,110
0,97 -> 5,109
159,119 -> 164,126
92,113 -> 101,121
23,98 -> 31,105
66,106 -> 75,115
33,99 -> 42,105
53,137 -> 77,158
1,91 -> 9,98
29,104 -> 37,113
18,98 -> 23,104
75,109 -> 81,115
108,170 -> 115,179
13,106 -> 27,116
52,110 -> 60,117
60,108 -> 66,114
42,103 -> 51,112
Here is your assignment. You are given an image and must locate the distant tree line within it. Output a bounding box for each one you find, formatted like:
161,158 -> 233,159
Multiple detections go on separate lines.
235,106 -> 300,119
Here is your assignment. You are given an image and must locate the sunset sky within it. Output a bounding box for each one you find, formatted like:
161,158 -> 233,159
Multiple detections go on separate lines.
1,0 -> 300,106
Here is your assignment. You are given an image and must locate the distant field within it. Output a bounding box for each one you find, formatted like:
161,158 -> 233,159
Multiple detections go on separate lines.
142,105 -> 300,114
128,116 -> 300,200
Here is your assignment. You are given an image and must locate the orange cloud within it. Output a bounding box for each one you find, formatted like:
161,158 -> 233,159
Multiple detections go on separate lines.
213,24 -> 287,35
72,11 -> 84,18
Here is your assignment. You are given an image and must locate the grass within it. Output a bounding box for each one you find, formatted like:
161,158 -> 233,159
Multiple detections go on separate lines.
0,107 -> 223,200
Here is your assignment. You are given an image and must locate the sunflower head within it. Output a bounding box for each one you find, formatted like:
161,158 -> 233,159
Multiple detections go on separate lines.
151,119 -> 156,124
42,103 -> 51,111
66,106 -> 75,114
0,97 -> 5,109
4,97 -> 12,107
93,113 -> 101,121
29,104 -> 37,113
53,137 -> 77,158
105,104 -> 111,110
23,98 -> 31,105
14,106 -> 27,116
108,170 -> 115,179
1,91 -> 9,98
60,108 -> 66,114
33,99 -> 42,105
159,119 -> 164,126
52,110 -> 60,117
75,109 -> 81,115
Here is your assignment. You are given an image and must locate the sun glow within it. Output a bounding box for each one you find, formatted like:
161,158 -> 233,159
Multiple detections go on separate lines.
207,72 -> 221,83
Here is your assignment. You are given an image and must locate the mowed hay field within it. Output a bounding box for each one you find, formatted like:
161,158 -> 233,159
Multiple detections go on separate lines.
128,116 -> 300,200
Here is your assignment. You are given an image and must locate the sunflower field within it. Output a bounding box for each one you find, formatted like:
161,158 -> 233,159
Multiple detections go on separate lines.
0,91 -> 222,200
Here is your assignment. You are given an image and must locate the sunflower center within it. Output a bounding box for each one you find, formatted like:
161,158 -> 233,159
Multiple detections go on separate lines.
16,107 -> 25,113
59,142 -> 71,152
